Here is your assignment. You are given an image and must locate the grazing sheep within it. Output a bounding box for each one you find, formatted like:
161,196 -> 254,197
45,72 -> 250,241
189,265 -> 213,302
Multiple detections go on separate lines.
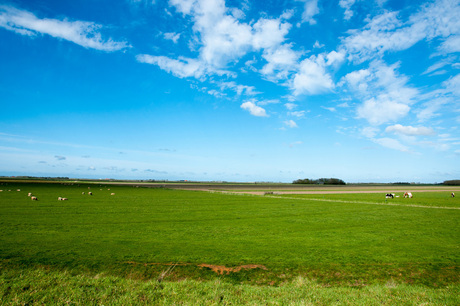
0,190 -> 2,192
31,196 -> 37,201
17,189 -> 21,191
110,193 -> 115,195
404,192 -> 413,198
452,192 -> 455,197
82,192 -> 85,195
28,192 -> 32,197
88,192 -> 92,195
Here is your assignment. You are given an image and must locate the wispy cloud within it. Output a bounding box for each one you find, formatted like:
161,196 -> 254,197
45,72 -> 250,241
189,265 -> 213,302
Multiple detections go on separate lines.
163,32 -> 181,43
298,0 -> 320,25
240,100 -> 268,117
284,119 -> 298,128
341,0 -> 460,62
385,124 -> 436,136
0,5 -> 129,51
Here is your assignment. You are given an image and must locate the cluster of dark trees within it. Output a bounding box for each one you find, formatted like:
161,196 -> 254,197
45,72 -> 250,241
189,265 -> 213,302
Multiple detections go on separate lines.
293,178 -> 346,185
443,180 -> 460,185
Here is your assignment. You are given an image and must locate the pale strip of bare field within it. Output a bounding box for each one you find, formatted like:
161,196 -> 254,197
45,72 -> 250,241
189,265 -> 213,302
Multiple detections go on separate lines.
264,195 -> 460,210
202,190 -> 460,210
229,189 -> 459,196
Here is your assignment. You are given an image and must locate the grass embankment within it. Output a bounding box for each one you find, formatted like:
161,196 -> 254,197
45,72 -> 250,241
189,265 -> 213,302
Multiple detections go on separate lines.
1,265 -> 459,305
0,182 -> 459,303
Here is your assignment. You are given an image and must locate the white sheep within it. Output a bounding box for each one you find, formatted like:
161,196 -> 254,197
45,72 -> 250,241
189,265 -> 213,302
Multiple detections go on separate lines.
31,196 -> 37,201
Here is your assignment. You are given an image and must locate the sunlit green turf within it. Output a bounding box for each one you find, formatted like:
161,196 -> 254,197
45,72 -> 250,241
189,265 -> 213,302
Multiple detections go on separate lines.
0,182 -> 459,287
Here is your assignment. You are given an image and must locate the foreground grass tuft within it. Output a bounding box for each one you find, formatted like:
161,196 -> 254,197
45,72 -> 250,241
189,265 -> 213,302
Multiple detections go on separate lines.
1,266 -> 459,305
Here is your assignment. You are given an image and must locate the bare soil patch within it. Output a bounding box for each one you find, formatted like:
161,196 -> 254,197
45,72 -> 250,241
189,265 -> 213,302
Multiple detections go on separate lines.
124,261 -> 267,275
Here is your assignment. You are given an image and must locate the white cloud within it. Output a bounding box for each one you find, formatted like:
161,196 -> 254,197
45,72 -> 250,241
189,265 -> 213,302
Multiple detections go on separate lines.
285,103 -> 297,110
422,57 -> 455,75
385,124 -> 436,136
373,137 -> 409,152
0,5 -> 129,51
361,126 -> 379,138
298,0 -> 319,25
252,18 -> 291,50
342,0 -> 460,62
163,32 -> 181,43
439,35 -> 460,53
260,43 -> 300,82
284,119 -> 298,128
339,0 -> 356,20
443,73 -> 460,97
240,100 -> 268,117
326,50 -> 345,68
144,0 -> 294,82
292,54 -> 334,95
343,61 -> 418,125
136,54 -> 205,78
219,81 -> 258,96
313,40 -> 324,48
289,141 -> 303,147
288,111 -> 306,118
357,98 -> 410,125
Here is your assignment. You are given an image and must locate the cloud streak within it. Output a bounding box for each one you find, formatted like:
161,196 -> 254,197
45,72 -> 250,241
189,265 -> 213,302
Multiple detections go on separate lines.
0,5 -> 129,51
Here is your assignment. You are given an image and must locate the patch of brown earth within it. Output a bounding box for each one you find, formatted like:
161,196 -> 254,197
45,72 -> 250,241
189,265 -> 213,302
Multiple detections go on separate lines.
198,264 -> 267,275
124,261 -> 267,275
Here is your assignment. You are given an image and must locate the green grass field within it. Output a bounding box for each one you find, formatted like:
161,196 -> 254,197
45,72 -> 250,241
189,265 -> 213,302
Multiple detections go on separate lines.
0,181 -> 459,304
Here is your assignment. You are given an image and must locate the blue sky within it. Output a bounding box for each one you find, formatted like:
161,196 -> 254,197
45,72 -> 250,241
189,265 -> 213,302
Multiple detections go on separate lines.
0,0 -> 459,183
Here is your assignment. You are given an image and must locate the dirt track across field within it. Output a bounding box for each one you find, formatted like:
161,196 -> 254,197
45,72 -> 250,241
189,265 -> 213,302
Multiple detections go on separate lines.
224,189 -> 460,196
162,184 -> 460,196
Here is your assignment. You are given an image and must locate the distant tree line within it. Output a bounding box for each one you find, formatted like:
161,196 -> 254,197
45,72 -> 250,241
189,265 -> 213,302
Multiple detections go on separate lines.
443,180 -> 460,185
293,178 -> 346,185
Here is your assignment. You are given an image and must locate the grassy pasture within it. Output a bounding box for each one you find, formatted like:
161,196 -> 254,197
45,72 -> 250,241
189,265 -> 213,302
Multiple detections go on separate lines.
0,181 -> 459,304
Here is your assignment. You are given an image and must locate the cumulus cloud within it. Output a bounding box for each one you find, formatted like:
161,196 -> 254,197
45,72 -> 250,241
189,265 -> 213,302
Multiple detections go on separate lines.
342,61 -> 418,125
260,43 -> 300,82
0,5 -> 129,51
140,0 -> 294,81
385,124 -> 436,136
292,54 -> 334,95
240,100 -> 268,117
357,98 -> 410,125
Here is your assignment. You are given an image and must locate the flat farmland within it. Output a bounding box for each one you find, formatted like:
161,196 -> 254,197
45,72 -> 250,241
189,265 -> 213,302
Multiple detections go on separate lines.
0,181 -> 459,304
